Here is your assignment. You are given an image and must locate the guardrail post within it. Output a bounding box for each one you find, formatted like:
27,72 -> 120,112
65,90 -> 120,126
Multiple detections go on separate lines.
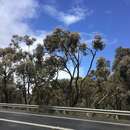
86,113 -> 91,117
63,110 -> 66,115
115,115 -> 119,120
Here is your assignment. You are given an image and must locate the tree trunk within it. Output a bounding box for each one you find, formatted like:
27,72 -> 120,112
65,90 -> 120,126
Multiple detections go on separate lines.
3,77 -> 8,103
23,76 -> 27,104
72,62 -> 80,106
66,77 -> 73,106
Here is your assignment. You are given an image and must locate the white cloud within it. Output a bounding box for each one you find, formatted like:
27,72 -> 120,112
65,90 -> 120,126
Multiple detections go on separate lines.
20,30 -> 49,52
58,71 -> 71,79
58,68 -> 85,79
81,32 -> 118,47
43,5 -> 93,26
58,65 -> 85,79
104,38 -> 118,46
0,0 -> 38,47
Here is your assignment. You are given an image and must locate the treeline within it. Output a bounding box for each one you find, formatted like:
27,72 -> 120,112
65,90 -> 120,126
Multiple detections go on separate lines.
0,28 -> 130,110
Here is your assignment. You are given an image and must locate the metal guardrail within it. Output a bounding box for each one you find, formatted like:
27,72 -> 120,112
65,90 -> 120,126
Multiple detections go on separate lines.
0,103 -> 38,108
48,106 -> 130,116
0,103 -> 130,117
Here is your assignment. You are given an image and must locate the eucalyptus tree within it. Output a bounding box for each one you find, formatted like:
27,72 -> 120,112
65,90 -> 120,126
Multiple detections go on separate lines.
79,57 -> 110,108
113,47 -> 130,85
32,44 -> 62,105
11,35 -> 36,104
44,28 -> 105,106
0,47 -> 16,103
80,34 -> 105,84
111,47 -> 130,110
92,57 -> 110,108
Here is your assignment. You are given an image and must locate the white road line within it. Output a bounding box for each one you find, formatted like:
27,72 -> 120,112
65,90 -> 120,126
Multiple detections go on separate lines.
0,110 -> 130,127
0,118 -> 74,130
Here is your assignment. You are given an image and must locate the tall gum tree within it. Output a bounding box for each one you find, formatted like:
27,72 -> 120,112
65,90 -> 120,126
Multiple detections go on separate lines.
44,28 -> 105,106
0,47 -> 16,103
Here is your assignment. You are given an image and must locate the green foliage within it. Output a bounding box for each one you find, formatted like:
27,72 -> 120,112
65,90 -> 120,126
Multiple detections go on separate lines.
92,34 -> 105,51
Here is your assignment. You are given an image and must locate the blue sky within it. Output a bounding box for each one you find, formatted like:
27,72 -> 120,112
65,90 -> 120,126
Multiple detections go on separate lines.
0,0 -> 130,77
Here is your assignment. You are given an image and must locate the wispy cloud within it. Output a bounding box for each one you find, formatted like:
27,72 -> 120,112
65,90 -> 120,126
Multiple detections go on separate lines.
0,0 -> 38,47
21,30 -> 50,52
81,32 -> 118,46
57,65 -> 85,79
122,0 -> 130,6
105,10 -> 112,14
43,5 -> 93,26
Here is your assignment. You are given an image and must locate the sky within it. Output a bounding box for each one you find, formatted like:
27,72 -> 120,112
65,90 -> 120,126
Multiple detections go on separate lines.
0,0 -> 130,78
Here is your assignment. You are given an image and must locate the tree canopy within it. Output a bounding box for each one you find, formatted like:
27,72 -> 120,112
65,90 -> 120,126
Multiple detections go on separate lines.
0,28 -> 130,111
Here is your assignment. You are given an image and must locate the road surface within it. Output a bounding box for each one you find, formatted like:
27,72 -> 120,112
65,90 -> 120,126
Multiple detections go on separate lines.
0,110 -> 130,130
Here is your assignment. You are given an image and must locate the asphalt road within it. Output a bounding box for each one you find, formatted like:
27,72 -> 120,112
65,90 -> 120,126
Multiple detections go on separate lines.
0,110 -> 130,130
